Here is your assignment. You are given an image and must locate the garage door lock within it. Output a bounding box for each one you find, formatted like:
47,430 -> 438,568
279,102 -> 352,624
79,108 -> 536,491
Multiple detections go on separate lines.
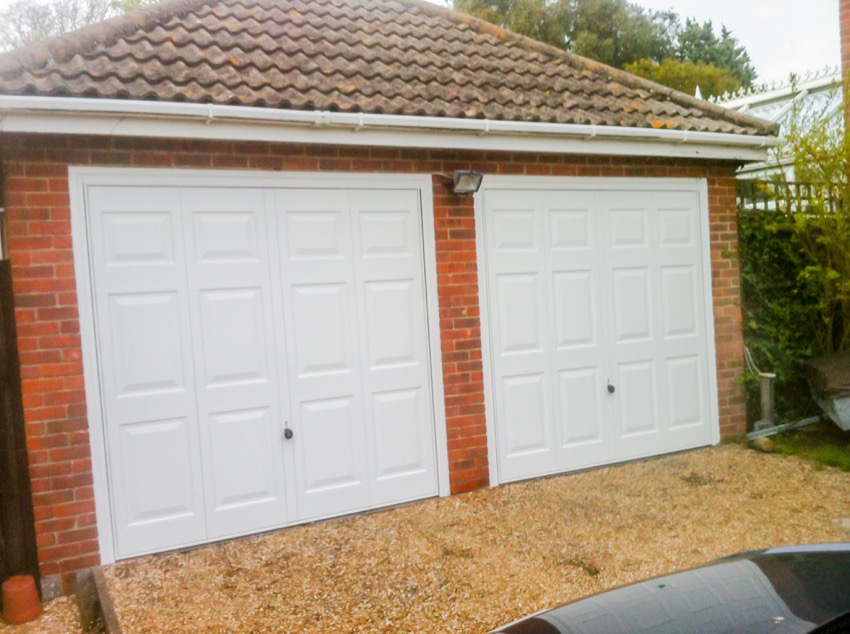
607,382 -> 615,394
284,423 -> 294,440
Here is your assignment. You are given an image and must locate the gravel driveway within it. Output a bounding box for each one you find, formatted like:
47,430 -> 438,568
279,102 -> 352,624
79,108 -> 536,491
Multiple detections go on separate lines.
105,445 -> 850,633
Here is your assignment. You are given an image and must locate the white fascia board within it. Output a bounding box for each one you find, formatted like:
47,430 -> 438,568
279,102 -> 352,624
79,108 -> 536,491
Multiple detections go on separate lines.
0,95 -> 781,162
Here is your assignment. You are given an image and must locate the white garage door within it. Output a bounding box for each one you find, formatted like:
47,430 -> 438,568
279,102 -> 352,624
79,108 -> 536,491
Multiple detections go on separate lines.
482,181 -> 717,483
86,183 -> 438,558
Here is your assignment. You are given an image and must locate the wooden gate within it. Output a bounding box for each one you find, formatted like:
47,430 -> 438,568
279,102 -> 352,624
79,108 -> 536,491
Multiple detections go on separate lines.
0,259 -> 39,588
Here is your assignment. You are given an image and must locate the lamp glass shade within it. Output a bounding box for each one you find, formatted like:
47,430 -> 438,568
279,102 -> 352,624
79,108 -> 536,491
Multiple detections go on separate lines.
452,170 -> 484,195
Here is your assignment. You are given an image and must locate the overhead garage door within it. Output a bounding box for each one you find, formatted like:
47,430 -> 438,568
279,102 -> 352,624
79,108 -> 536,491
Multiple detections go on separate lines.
482,181 -> 717,483
87,183 -> 438,558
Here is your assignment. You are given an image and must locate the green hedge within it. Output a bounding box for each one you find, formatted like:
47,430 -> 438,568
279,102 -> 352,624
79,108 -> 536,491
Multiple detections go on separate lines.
738,209 -> 822,423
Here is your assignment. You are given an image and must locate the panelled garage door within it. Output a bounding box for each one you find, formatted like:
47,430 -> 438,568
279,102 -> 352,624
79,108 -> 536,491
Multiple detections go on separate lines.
482,181 -> 717,483
86,182 -> 438,558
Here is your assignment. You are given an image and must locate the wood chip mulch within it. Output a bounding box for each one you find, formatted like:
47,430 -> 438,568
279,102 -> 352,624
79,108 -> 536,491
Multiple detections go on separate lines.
104,445 -> 850,633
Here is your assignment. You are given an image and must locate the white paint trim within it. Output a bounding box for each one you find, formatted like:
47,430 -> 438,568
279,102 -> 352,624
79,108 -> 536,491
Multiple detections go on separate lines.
474,176 -> 723,488
68,167 -> 451,563
473,193 -> 501,488
697,179 -> 722,446
0,96 -> 780,162
418,180 -> 452,498
68,167 -> 116,564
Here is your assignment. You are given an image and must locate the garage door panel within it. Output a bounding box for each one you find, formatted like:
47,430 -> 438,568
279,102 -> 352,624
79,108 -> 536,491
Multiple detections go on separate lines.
553,270 -> 597,349
666,356 -> 705,430
116,416 -> 205,554
198,288 -> 270,388
108,292 -> 186,398
351,189 -> 438,504
285,210 -> 346,261
364,280 -> 419,369
372,389 -> 428,476
90,182 -> 439,558
297,395 -> 370,516
291,283 -> 356,379
661,266 -> 698,339
181,189 -> 290,539
486,184 -> 714,483
495,273 -> 545,356
611,267 -> 653,343
492,209 -> 538,253
609,207 -> 649,248
102,211 -> 175,267
502,373 -> 550,455
549,208 -> 593,251
193,211 -> 261,264
558,368 -> 604,445
358,209 -> 415,260
89,187 -> 208,556
204,406 -> 286,536
658,208 -> 697,248
616,360 -> 659,437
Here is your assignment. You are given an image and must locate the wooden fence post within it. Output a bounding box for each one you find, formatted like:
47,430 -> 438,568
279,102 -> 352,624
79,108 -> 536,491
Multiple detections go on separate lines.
0,259 -> 40,592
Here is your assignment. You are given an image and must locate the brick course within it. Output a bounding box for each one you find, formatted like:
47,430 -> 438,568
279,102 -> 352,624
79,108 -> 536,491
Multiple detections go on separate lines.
0,133 -> 746,581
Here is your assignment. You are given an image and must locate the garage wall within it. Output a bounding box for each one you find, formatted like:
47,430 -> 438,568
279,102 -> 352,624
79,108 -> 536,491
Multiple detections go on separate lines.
0,133 -> 746,586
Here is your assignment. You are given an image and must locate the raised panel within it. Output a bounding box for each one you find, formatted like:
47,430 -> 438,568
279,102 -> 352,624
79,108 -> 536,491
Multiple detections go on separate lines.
193,212 -> 259,263
559,369 -> 602,445
503,374 -> 548,456
364,280 -> 416,369
102,212 -> 173,266
109,292 -> 185,396
550,209 -> 592,250
667,356 -> 703,429
359,210 -> 411,257
291,284 -> 352,377
492,209 -> 536,251
372,389 -> 427,479
285,211 -> 344,260
609,209 -> 647,247
661,266 -> 698,338
119,418 -> 197,525
658,209 -> 695,247
612,268 -> 652,342
200,288 -> 269,387
208,408 -> 276,510
496,273 -> 543,354
618,362 -> 657,436
554,271 -> 596,348
300,397 -> 361,492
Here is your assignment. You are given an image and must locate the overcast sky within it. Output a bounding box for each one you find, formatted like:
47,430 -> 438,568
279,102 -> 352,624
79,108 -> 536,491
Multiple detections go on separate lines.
0,0 -> 840,85
632,0 -> 839,83
428,0 -> 840,84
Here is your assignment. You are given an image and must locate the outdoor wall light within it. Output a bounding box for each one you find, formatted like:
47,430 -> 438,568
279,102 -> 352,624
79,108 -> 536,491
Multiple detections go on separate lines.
452,170 -> 484,196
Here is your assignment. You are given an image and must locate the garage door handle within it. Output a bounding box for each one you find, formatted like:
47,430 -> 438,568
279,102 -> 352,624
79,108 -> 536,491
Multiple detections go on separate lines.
283,424 -> 294,440
607,382 -> 615,394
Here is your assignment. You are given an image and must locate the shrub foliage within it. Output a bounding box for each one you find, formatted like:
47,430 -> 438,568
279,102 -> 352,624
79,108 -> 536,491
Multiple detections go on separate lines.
738,81 -> 847,423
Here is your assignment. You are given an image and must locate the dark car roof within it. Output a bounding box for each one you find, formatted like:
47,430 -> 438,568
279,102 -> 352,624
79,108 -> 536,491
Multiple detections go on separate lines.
495,544 -> 850,634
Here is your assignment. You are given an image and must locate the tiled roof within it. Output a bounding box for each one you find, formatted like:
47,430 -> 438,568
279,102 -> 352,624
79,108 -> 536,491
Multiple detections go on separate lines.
0,0 -> 778,137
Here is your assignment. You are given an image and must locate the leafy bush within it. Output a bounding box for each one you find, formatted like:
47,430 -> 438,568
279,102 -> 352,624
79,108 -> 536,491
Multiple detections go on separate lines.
738,80 -> 848,424
739,209 -> 821,422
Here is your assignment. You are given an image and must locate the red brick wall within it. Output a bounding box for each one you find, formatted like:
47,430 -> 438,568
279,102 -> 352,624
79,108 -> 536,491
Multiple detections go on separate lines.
0,133 -> 746,580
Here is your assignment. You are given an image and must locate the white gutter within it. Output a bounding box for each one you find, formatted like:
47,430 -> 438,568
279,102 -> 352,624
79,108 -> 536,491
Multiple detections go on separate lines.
0,95 -> 782,161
